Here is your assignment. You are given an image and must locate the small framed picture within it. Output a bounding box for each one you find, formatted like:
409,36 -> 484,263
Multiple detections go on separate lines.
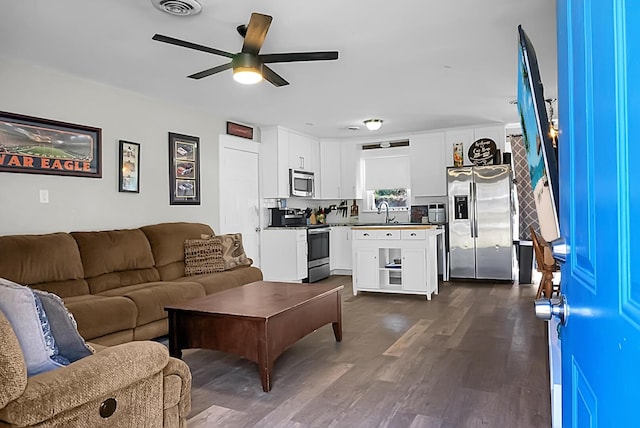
169,132 -> 200,205
118,140 -> 140,193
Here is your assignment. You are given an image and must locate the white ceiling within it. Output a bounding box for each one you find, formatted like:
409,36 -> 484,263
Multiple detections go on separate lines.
0,0 -> 558,139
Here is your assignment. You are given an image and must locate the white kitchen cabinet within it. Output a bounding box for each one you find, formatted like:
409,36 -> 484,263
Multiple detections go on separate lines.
260,228 -> 307,282
410,131 -> 446,197
288,131 -> 318,173
320,140 -> 341,199
444,125 -> 506,167
401,248 -> 427,292
329,226 -> 352,272
261,126 -> 320,198
319,140 -> 361,199
260,126 -> 290,198
340,142 -> 360,199
353,248 -> 378,290
473,125 -> 506,156
352,227 -> 442,299
444,128 -> 474,167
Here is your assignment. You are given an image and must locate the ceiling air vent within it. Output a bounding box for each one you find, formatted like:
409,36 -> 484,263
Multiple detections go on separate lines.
151,0 -> 202,16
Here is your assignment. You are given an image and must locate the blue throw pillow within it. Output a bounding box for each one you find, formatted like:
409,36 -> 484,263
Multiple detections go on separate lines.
0,278 -> 92,376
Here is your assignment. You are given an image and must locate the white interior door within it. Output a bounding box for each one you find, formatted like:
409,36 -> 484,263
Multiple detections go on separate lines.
218,134 -> 261,266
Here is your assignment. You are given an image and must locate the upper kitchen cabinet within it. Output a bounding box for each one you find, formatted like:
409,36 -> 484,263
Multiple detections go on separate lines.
261,126 -> 320,199
319,140 -> 341,199
288,131 -> 318,173
410,132 -> 446,197
319,140 -> 361,199
341,142 -> 361,199
444,125 -> 506,167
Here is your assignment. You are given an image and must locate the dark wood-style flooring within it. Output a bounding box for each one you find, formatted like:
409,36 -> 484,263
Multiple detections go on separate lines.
183,276 -> 551,427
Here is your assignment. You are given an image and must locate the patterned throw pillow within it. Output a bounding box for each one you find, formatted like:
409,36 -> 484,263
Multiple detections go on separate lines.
184,236 -> 224,275
218,233 -> 252,270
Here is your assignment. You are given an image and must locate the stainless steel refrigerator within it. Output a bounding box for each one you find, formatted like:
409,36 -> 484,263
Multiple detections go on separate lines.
447,165 -> 513,280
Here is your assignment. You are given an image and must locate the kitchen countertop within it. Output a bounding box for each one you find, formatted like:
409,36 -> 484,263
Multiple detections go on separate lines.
266,222 -> 447,230
350,224 -> 439,230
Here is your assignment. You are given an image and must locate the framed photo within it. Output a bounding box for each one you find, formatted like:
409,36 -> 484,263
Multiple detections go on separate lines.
226,121 -> 254,140
169,132 -> 200,205
118,140 -> 140,193
0,111 -> 101,177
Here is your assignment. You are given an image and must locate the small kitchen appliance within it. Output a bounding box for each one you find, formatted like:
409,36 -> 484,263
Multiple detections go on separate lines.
269,208 -> 306,227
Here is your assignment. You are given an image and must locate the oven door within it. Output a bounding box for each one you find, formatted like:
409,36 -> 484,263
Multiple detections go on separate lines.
305,228 -> 330,282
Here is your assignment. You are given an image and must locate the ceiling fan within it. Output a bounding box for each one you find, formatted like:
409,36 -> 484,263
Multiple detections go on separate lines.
152,12 -> 339,87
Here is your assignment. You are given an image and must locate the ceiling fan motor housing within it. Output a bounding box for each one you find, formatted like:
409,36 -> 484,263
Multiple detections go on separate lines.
151,0 -> 202,16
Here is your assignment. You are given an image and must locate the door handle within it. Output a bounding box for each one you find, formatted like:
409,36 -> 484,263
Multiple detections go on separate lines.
549,236 -> 570,264
534,294 -> 569,325
255,227 -> 262,232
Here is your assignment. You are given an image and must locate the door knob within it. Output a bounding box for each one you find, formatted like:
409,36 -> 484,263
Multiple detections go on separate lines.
534,295 -> 568,325
549,236 -> 569,263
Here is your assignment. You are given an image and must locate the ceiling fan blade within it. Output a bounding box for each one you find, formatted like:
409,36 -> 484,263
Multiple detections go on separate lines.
187,62 -> 233,79
152,34 -> 234,59
260,51 -> 339,64
262,65 -> 289,87
241,13 -> 272,55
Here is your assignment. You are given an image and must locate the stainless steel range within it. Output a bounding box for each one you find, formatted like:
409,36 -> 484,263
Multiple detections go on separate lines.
304,226 -> 330,283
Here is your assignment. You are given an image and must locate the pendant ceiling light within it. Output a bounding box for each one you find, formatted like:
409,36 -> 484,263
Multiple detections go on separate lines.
364,119 -> 383,131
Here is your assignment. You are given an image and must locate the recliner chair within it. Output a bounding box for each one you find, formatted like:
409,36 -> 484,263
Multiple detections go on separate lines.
0,311 -> 191,427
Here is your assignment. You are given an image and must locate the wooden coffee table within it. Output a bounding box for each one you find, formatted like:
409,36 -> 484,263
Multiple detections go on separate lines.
165,281 -> 343,392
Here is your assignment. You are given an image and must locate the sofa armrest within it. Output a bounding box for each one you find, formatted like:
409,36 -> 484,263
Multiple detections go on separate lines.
0,341 -> 169,427
162,357 -> 192,424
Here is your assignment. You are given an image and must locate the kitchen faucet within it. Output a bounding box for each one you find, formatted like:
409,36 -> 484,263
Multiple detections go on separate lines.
377,201 -> 395,223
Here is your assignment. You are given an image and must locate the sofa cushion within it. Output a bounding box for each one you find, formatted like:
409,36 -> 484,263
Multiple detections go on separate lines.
0,233 -> 89,297
98,281 -> 205,326
71,229 -> 160,294
141,222 -> 215,280
63,295 -> 138,341
0,278 -> 73,376
175,265 -> 263,295
0,310 -> 27,408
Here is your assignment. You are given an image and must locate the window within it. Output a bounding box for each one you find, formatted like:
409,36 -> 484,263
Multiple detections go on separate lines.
361,146 -> 411,212
365,188 -> 411,212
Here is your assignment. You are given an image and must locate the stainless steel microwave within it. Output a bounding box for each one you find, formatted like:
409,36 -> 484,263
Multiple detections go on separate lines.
289,169 -> 314,197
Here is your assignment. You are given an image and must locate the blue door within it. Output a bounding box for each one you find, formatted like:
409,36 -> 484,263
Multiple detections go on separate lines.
557,1 -> 640,426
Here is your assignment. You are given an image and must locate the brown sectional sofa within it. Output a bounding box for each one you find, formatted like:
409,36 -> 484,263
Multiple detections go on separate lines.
0,222 -> 263,345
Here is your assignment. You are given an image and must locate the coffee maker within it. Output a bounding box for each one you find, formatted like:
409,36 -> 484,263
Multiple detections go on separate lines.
269,208 -> 306,227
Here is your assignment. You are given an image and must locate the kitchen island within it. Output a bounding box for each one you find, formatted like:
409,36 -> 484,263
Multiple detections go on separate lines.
351,225 -> 443,299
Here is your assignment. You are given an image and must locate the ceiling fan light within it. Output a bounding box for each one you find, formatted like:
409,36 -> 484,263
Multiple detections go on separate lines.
364,119 -> 383,131
232,52 -> 263,84
233,68 -> 263,84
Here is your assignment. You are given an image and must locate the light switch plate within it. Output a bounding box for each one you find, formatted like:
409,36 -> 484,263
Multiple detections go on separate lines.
39,189 -> 49,204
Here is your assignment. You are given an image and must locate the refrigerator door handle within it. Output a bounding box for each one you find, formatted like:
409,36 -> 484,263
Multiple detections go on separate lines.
472,182 -> 479,238
469,182 -> 476,238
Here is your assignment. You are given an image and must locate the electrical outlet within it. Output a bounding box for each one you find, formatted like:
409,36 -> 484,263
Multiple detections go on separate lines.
39,189 -> 49,204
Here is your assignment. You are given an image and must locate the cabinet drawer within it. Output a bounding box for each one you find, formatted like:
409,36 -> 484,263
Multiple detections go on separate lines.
402,230 -> 427,240
378,230 -> 401,240
354,230 -> 378,240
354,229 -> 402,240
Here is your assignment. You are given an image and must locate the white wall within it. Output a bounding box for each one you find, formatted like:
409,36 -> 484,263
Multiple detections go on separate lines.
0,59 -> 227,235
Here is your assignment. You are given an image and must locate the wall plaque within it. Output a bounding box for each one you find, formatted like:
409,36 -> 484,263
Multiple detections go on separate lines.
468,138 -> 497,166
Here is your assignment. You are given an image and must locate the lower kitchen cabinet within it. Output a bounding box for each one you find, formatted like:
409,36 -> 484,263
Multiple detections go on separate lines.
351,227 -> 441,299
261,228 -> 307,282
329,226 -> 352,272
